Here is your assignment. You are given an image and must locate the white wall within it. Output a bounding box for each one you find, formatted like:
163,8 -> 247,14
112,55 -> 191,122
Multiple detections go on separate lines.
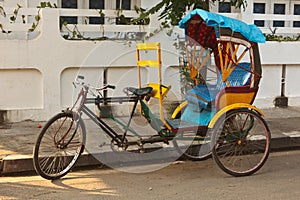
0,2 -> 300,122
0,7 -> 181,121
255,43 -> 300,108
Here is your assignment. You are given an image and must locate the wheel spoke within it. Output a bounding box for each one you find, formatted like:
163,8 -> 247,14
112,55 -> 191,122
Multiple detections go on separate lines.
212,109 -> 270,176
33,112 -> 85,180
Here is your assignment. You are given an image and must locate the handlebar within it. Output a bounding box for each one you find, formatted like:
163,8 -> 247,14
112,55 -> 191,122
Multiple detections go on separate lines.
73,75 -> 115,96
105,85 -> 116,90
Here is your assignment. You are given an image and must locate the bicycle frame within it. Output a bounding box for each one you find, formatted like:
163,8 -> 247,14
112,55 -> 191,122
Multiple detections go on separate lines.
70,80 -> 180,150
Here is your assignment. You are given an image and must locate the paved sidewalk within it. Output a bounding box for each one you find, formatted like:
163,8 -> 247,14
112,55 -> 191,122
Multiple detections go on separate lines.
0,106 -> 300,175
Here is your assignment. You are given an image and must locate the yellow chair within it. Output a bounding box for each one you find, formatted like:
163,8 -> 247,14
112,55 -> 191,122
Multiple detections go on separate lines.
136,42 -> 171,128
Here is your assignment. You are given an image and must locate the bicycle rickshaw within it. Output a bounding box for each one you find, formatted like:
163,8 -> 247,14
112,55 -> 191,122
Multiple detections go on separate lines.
33,9 -> 271,180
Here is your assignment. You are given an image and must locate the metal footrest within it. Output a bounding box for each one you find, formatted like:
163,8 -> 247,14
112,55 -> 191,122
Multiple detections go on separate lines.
166,119 -> 201,132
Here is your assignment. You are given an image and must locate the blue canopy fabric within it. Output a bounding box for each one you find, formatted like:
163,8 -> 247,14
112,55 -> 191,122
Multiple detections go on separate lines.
179,9 -> 266,43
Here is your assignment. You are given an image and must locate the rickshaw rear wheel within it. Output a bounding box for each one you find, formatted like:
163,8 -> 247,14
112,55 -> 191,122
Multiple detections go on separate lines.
211,108 -> 270,176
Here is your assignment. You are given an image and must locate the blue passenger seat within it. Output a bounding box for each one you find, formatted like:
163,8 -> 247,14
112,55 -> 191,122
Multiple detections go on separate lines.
184,62 -> 251,110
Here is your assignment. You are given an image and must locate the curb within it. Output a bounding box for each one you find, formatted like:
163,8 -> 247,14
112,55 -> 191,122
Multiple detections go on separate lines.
1,135 -> 300,175
271,134 -> 300,151
1,155 -> 33,174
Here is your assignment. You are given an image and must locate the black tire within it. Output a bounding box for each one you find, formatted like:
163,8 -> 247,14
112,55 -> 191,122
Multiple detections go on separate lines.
173,130 -> 212,161
211,109 -> 270,177
33,112 -> 86,180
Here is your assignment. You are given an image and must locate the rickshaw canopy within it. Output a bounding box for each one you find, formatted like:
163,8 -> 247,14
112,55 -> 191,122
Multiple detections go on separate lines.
179,9 -> 266,44
176,9 -> 264,113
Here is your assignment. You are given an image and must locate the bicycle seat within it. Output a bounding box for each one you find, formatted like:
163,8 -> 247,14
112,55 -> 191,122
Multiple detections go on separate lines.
126,87 -> 153,97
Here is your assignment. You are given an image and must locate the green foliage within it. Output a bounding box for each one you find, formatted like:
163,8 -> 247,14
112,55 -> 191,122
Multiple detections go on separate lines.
264,28 -> 300,42
133,0 -> 247,26
98,9 -> 105,18
29,2 -> 56,32
0,2 -> 57,33
0,6 -> 6,17
10,4 -> 22,22
0,4 -> 21,33
4,0 -> 299,43
38,2 -> 57,8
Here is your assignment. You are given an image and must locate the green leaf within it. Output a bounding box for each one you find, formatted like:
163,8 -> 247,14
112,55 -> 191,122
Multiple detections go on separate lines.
63,34 -> 70,39
35,15 -> 40,21
40,2 -> 47,8
77,34 -> 83,39
10,16 -> 16,21
31,23 -> 36,30
166,29 -> 173,36
134,5 -> 139,13
0,6 -> 6,17
72,30 -> 76,37
97,9 -> 105,17
13,9 -> 18,15
47,2 -> 53,8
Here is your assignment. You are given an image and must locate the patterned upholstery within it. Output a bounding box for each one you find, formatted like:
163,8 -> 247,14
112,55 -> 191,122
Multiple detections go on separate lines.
186,15 -> 217,48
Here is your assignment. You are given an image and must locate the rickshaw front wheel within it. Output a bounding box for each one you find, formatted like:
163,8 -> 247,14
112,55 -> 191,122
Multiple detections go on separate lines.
211,108 -> 271,177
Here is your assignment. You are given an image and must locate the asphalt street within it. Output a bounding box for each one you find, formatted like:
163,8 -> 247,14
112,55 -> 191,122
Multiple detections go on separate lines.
1,150 -> 300,200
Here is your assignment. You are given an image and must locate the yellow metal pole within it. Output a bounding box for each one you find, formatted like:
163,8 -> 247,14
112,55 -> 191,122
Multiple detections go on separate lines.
228,44 -> 240,68
224,42 -> 230,71
198,52 -> 211,72
218,43 -> 224,72
195,47 -> 205,69
136,48 -> 141,88
157,44 -> 164,120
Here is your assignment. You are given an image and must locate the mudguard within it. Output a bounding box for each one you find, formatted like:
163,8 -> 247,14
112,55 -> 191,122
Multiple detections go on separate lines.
171,100 -> 188,119
208,103 -> 264,129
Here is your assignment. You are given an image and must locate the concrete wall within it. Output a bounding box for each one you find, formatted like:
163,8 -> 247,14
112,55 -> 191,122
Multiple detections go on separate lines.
255,42 -> 300,108
0,1 -> 300,122
0,7 -> 182,121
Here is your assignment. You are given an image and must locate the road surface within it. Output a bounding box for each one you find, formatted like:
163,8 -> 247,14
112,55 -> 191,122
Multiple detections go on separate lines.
1,150 -> 300,199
